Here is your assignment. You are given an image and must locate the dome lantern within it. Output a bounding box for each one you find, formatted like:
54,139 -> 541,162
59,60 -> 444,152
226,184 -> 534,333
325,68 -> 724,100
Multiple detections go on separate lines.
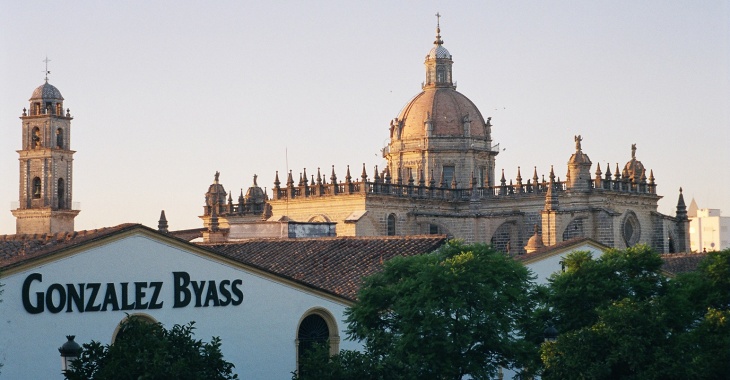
424,13 -> 453,89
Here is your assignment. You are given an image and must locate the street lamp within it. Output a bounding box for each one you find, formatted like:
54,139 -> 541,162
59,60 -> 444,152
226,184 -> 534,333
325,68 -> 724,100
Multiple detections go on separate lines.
59,335 -> 82,377
543,325 -> 558,343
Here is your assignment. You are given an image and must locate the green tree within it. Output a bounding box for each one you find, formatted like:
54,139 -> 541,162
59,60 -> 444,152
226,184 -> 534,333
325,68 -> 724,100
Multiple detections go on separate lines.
65,317 -> 238,380
547,245 -> 668,333
294,342 -> 386,380
541,246 -> 730,379
671,249 -> 730,378
330,241 -> 539,380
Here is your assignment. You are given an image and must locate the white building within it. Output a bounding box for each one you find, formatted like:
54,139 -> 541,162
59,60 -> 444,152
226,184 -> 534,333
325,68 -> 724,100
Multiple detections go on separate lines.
688,199 -> 730,252
0,224 -> 444,378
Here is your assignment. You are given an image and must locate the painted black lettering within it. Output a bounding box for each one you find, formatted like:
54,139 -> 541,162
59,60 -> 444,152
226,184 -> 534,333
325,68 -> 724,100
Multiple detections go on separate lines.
101,283 -> 120,311
85,283 -> 102,312
173,272 -> 191,308
218,280 -> 231,306
46,283 -> 66,313
66,283 -> 85,312
191,281 -> 206,307
204,280 -> 220,307
120,282 -> 136,310
134,282 -> 148,310
148,282 -> 163,309
22,273 -> 44,314
231,279 -> 244,306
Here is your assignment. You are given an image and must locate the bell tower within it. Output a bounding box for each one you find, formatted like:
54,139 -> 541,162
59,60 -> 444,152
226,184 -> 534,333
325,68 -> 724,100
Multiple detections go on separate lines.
12,70 -> 79,234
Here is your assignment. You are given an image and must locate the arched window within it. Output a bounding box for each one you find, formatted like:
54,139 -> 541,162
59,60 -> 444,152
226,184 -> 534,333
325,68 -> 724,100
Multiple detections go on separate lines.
387,214 -> 396,236
492,221 -> 517,255
57,178 -> 65,209
112,314 -> 157,343
298,314 -> 329,353
32,177 -> 41,198
296,309 -> 339,375
562,218 -> 586,241
56,128 -> 64,148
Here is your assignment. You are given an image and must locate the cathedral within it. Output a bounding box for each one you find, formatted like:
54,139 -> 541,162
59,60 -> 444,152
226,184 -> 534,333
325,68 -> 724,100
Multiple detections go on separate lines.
0,17 -> 698,380
200,20 -> 689,255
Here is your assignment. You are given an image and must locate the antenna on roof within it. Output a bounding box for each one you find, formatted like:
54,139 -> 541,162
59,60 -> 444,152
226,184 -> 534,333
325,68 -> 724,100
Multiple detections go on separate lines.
43,56 -> 51,82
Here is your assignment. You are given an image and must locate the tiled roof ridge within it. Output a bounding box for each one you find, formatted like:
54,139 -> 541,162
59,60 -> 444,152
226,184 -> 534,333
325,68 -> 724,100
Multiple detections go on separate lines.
0,223 -> 139,242
199,234 -> 448,246
661,252 -> 706,258
1,224 -> 144,270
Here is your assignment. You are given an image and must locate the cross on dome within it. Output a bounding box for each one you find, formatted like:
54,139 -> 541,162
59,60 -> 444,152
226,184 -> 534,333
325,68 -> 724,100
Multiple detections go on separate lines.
434,12 -> 443,45
43,56 -> 51,83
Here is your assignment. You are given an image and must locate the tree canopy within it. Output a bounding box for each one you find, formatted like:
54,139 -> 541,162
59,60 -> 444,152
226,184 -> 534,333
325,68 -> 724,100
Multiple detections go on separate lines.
541,246 -> 730,379
66,317 -> 238,380
297,241 -> 540,380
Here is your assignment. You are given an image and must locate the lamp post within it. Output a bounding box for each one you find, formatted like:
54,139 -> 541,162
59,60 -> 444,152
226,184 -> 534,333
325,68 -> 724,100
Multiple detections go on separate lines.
59,335 -> 82,378
543,325 -> 558,343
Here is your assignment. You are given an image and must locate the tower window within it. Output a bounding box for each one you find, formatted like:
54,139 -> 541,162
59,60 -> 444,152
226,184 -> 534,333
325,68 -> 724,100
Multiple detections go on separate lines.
387,214 -> 396,236
58,178 -> 65,209
437,68 -> 445,82
33,177 -> 41,198
56,128 -> 64,148
32,127 -> 41,148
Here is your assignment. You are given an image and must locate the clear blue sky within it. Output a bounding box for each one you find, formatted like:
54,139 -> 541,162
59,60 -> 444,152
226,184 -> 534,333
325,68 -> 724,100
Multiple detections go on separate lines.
1,1 -> 728,234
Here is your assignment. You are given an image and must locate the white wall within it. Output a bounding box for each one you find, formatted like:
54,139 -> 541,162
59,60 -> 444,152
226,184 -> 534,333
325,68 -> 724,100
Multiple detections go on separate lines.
0,233 -> 360,379
525,244 -> 605,285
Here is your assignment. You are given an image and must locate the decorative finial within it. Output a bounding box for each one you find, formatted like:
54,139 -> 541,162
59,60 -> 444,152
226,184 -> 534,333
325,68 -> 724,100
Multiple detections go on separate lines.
434,12 -> 443,45
631,143 -> 637,159
158,210 -> 169,233
574,135 -> 582,151
214,171 -> 220,183
43,56 -> 51,82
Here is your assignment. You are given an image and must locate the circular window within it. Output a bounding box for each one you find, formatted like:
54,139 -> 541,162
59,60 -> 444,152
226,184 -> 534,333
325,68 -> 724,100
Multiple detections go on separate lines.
622,212 -> 641,247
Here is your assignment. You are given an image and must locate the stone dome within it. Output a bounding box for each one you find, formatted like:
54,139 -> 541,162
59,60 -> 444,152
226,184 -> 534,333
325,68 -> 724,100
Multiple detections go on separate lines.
30,82 -> 63,101
396,88 -> 488,139
245,175 -> 266,203
428,45 -> 451,59
568,151 -> 591,165
206,183 -> 227,205
623,144 -> 645,180
624,158 -> 645,180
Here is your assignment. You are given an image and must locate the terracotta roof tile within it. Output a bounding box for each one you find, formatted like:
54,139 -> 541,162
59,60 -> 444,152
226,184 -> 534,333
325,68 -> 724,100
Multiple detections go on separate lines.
661,252 -> 707,275
0,224 -> 140,270
168,228 -> 205,241
200,235 -> 447,301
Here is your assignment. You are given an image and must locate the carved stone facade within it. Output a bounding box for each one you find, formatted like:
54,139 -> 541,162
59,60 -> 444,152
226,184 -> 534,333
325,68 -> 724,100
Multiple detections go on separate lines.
12,80 -> 79,234
201,21 -> 689,254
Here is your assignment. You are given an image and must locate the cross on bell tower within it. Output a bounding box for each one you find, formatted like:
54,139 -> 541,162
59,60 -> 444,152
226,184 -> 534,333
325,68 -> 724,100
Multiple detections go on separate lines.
11,62 -> 80,234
